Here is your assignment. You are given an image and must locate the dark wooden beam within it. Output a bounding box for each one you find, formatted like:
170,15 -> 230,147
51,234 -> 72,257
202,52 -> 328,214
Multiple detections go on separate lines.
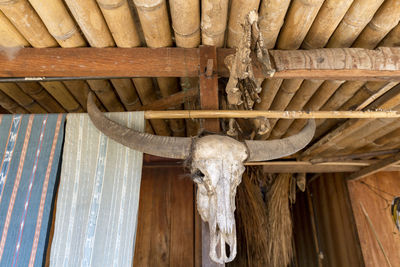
347,153 -> 400,181
2,47 -> 400,81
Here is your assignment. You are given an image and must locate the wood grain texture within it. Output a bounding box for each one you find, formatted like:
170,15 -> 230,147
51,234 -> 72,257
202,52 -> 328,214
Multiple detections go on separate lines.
347,172 -> 400,267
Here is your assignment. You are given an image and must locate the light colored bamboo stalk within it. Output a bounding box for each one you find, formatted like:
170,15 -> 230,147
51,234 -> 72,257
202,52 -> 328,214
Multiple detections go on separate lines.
356,82 -> 398,111
110,79 -> 141,110
17,82 -> 65,113
0,83 -> 46,113
0,10 -> 29,47
62,80 -> 91,109
276,0 -> 324,50
96,0 -> 141,47
302,0 -> 354,49
374,126 -> 400,147
226,0 -> 260,48
258,0 -> 290,49
269,80 -> 324,139
87,80 -> 124,112
40,81 -> 84,112
380,23 -> 400,47
302,88 -> 400,158
170,0 -> 200,48
0,90 -> 28,113
132,77 -> 171,136
327,0 -> 385,48
64,0 -> 115,47
0,0 -> 58,47
142,110 -> 400,120
28,0 -> 86,47
201,0 -> 229,47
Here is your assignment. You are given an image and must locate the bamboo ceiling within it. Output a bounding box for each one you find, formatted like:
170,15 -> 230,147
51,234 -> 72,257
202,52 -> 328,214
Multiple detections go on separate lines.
1,0 -> 400,159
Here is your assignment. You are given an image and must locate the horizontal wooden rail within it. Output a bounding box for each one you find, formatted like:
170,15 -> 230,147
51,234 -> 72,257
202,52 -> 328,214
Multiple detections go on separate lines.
1,47 -> 400,81
142,110 -> 400,119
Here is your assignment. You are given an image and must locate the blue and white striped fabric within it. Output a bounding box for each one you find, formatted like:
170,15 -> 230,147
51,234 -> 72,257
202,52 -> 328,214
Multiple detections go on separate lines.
0,114 -> 65,267
50,112 -> 144,267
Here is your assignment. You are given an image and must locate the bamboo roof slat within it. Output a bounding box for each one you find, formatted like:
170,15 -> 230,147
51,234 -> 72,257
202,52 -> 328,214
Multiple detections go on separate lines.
0,83 -> 46,113
0,10 -> 29,47
110,79 -> 141,110
259,0 -> 290,49
201,0 -> 229,47
302,0 -> 354,49
62,80 -> 92,110
96,0 -> 141,48
0,0 -> 58,47
17,82 -> 65,113
132,77 -> 171,136
86,80 -> 124,111
28,0 -> 86,47
170,0 -> 200,48
327,0 -> 385,48
380,23 -> 400,47
375,127 -> 400,147
356,82 -> 399,111
276,0 -> 324,50
40,81 -> 83,112
64,0 -> 115,47
0,90 -> 27,114
226,0 -> 260,48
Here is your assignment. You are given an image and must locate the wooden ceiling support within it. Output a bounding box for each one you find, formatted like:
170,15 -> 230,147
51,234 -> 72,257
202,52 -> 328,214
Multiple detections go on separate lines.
347,153 -> 400,181
2,47 -> 400,81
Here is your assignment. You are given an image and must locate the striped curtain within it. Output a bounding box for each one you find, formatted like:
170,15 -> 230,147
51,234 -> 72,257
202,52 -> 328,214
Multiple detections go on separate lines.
50,112 -> 144,267
0,114 -> 65,267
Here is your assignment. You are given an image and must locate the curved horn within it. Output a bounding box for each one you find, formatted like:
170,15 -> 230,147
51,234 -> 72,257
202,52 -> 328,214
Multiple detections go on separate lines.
245,120 -> 315,162
87,92 -> 192,159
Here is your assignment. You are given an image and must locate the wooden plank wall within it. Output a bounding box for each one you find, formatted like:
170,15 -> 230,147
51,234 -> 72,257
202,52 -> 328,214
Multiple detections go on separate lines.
133,167 -> 196,266
293,173 -> 364,267
347,171 -> 400,267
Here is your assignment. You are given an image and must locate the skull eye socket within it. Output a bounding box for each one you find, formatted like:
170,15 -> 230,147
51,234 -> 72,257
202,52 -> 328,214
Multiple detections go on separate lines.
192,169 -> 205,183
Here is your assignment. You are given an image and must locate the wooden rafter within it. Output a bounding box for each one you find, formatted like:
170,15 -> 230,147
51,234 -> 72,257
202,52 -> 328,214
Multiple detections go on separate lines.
2,47 -> 400,81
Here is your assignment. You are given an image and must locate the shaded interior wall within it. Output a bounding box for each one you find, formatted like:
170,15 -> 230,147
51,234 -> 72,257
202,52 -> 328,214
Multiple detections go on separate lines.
347,171 -> 400,267
133,166 -> 196,266
293,173 -> 364,267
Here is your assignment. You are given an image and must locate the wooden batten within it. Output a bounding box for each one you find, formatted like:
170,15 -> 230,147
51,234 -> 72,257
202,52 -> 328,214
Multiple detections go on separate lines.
132,77 -> 171,136
97,0 -> 141,48
327,0 -> 385,48
276,0 -> 324,50
170,0 -> 200,48
0,90 -> 27,114
259,0 -> 290,49
17,82 -> 65,113
226,0 -> 260,48
0,10 -> 29,47
28,0 -> 86,47
110,79 -> 141,110
87,80 -> 124,112
64,0 -> 115,47
201,0 -> 229,47
302,0 -> 354,49
0,0 -> 58,47
40,81 -> 83,112
62,80 -> 91,110
374,127 -> 400,147
0,83 -> 46,113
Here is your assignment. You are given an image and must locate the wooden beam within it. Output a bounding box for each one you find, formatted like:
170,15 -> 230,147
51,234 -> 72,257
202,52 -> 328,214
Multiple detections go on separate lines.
138,88 -> 198,111
347,153 -> 400,181
142,110 -> 400,119
2,47 -> 400,81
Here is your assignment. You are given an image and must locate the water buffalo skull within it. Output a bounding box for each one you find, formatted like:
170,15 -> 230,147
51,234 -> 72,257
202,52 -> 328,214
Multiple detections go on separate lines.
87,93 -> 315,264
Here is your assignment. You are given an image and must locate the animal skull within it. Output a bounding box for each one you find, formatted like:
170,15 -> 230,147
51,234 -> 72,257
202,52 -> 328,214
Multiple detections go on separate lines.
192,135 -> 247,263
86,93 -> 315,264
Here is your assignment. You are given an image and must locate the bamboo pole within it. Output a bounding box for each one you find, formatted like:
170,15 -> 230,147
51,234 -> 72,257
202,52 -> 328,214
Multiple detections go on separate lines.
86,80 -> 124,111
258,0 -> 290,49
380,23 -> 400,47
302,0 -> 354,49
276,0 -> 324,50
110,79 -> 141,110
133,0 -> 185,137
327,0 -> 385,48
0,83 -> 46,113
28,0 -> 86,47
170,0 -> 200,48
0,0 -> 58,47
40,81 -> 84,112
141,110 -> 400,120
62,80 -> 91,109
17,82 -> 65,113
132,77 -> 171,136
0,90 -> 27,114
226,0 -> 260,48
0,10 -> 29,47
201,0 -> 229,47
